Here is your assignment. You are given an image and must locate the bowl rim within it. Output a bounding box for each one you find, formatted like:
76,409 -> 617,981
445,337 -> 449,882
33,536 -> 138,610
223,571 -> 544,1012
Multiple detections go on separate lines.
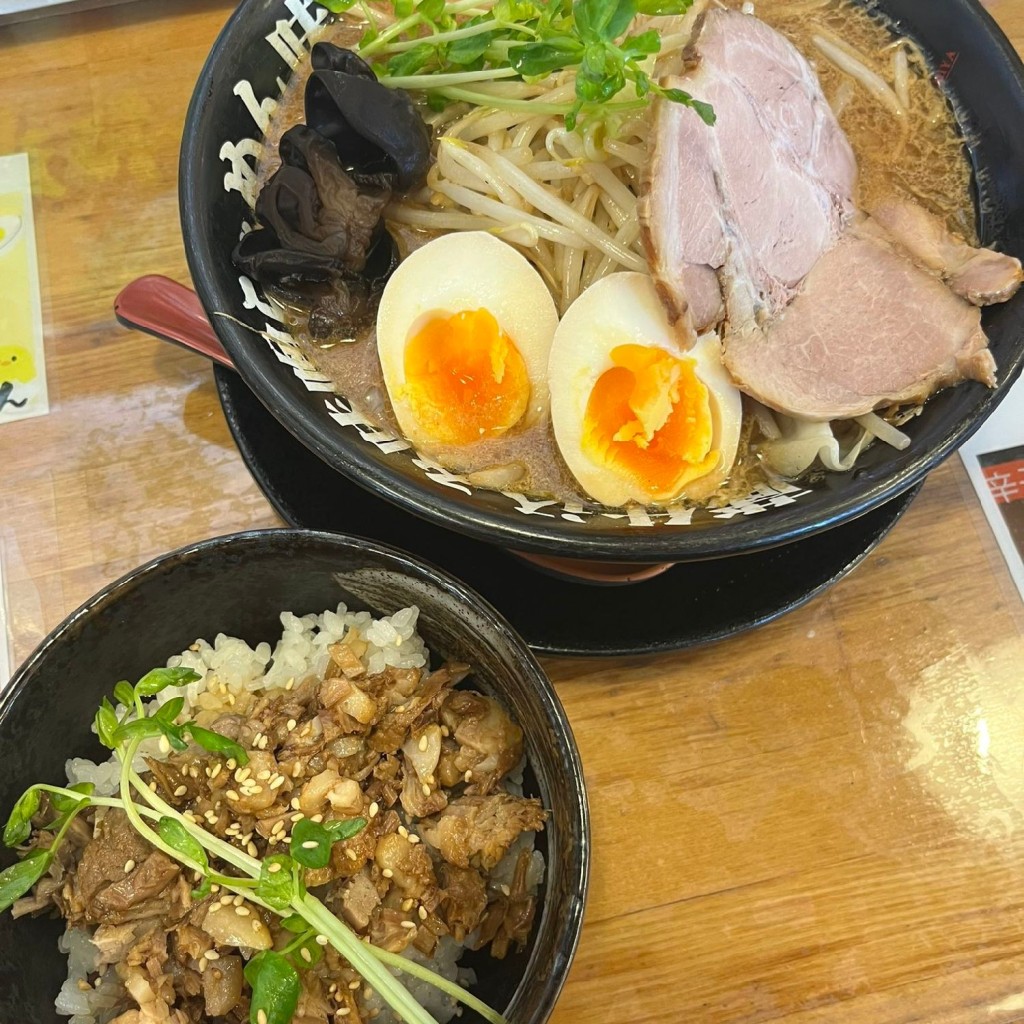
0,526 -> 591,1024
179,0 -> 1024,562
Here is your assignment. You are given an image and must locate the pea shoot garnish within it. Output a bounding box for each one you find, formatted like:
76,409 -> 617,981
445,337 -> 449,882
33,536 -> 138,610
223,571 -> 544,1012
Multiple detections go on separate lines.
328,0 -> 715,130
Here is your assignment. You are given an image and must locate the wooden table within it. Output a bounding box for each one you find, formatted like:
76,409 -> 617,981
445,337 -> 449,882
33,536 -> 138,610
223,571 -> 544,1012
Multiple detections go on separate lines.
2,2 -> 1024,1021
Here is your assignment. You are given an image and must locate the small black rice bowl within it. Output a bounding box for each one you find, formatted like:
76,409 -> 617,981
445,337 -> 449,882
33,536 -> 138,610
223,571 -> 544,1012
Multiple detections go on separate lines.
0,529 -> 589,1023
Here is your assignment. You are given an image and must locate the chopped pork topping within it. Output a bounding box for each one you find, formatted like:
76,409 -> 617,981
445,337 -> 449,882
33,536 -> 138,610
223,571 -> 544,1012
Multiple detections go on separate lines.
22,656 -> 545,1024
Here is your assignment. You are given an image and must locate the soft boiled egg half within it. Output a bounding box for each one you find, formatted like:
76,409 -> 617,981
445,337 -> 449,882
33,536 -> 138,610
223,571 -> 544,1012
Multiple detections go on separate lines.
377,232 -> 558,453
549,272 -> 743,507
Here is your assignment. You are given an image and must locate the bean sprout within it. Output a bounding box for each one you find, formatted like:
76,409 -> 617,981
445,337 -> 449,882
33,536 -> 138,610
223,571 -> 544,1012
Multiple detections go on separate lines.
813,34 -> 907,118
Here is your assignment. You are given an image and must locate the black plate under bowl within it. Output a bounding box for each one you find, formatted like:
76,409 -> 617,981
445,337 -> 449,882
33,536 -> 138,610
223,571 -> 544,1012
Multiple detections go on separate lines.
0,529 -> 588,1024
180,0 -> 1024,563
216,366 -> 921,657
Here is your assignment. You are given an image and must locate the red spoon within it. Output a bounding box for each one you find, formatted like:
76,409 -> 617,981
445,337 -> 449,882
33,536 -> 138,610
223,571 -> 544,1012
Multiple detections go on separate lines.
114,275 -> 235,369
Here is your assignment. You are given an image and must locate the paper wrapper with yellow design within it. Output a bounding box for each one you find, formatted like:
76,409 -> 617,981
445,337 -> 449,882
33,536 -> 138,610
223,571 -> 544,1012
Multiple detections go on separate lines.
0,153 -> 48,423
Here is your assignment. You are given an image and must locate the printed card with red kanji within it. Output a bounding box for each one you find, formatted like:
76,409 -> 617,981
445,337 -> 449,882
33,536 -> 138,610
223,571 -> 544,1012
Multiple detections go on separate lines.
961,372 -> 1024,603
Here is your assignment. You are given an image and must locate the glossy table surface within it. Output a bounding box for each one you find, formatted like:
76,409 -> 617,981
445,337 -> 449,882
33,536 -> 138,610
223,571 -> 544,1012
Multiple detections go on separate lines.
1,1 -> 1024,1021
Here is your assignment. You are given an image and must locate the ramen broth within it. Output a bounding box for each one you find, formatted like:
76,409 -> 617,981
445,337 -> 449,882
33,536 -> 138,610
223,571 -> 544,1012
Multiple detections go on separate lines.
260,0 -> 976,505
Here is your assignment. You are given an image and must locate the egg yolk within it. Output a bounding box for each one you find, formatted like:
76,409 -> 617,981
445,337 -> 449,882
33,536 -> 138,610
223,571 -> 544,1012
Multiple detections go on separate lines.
402,308 -> 531,445
583,344 -> 719,501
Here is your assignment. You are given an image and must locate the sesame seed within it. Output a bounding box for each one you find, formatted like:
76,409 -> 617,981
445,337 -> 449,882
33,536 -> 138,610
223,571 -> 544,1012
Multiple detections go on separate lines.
418,735 -> 428,752
345,848 -> 358,861
204,950 -> 220,961
227,694 -> 236,706
226,759 -> 237,770
291,813 -> 304,823
252,921 -> 264,932
464,770 -> 473,782
401,898 -> 414,911
370,1010 -> 380,1020
258,1010 -> 268,1024
211,885 -> 220,894
173,785 -> 188,797
197,957 -> 208,973
300,948 -> 312,963
148,782 -> 157,792
290,798 -> 301,810
349,980 -> 361,990
270,776 -> 286,790
247,842 -> 259,857
421,783 -> 431,797
235,906 -> 251,917
211,764 -> 223,780
123,859 -> 136,874
337,1009 -> 350,1018
259,736 -> 269,750
219,895 -> 233,905
268,862 -> 283,874
418,906 -> 428,920
292,763 -> 303,778
398,826 -> 408,838
315,935 -> 329,946
252,734 -> 263,748
311,814 -> 324,823
234,895 -> 244,906
236,768 -> 252,782
300,724 -> 312,738
500,884 -> 511,896
364,987 -> 374,999
440,725 -> 450,737
382,868 -> 394,878
369,802 -> 379,819
401,921 -> 416,930
302,840 -> 319,849
272,821 -> 285,835
226,791 -> 240,802
285,677 -> 295,691
158,736 -> 171,755
408,834 -> 420,845
287,719 -> 297,731
257,769 -> 271,781
328,984 -> 338,994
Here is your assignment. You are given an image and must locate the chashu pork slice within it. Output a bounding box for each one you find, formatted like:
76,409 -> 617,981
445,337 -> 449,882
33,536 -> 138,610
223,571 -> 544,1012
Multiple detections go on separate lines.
640,7 -> 857,339
870,199 -> 1024,306
721,214 -> 1003,421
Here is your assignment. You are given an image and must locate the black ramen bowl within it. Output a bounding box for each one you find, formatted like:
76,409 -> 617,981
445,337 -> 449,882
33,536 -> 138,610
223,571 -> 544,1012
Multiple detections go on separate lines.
0,529 -> 589,1024
179,0 -> 1024,563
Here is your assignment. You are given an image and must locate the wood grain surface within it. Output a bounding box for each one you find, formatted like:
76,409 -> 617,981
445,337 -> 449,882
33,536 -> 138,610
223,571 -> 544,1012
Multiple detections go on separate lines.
2,2 -> 1024,1022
